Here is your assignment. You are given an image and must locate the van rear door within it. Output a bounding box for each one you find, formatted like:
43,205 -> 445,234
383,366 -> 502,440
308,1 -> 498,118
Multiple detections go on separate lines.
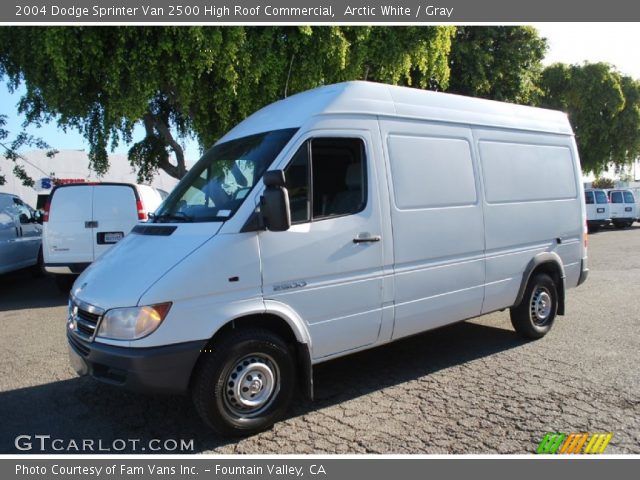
47,185 -> 93,266
623,190 -> 637,220
92,185 -> 138,259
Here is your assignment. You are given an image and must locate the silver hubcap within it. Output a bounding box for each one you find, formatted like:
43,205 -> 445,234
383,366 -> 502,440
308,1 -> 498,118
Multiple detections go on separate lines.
531,287 -> 552,325
223,354 -> 279,418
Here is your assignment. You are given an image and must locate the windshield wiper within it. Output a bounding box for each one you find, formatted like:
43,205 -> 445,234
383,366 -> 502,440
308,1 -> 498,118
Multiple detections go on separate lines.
149,212 -> 193,223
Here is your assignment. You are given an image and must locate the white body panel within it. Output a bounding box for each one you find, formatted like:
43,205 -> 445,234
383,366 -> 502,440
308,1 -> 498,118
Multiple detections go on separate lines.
69,82 -> 586,370
379,119 -> 485,339
477,129 -> 584,312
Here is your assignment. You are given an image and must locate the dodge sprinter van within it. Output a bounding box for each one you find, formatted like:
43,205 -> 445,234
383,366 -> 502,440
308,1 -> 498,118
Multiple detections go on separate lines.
44,183 -> 164,291
66,82 -> 588,436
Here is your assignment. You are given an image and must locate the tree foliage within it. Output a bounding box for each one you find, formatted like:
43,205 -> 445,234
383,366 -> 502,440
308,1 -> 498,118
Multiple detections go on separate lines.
0,26 -> 454,182
0,26 -> 555,181
0,114 -> 57,186
444,26 -> 547,104
591,177 -> 615,189
539,63 -> 640,175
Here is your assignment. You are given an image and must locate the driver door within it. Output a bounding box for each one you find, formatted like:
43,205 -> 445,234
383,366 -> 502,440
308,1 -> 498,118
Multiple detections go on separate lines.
258,130 -> 385,360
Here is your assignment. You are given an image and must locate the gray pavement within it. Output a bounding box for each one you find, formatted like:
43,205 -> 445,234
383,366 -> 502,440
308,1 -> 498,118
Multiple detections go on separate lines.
0,226 -> 638,454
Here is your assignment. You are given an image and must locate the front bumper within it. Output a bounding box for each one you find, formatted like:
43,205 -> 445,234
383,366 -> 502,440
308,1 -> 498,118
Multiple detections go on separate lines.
45,262 -> 90,274
577,258 -> 589,287
67,333 -> 207,394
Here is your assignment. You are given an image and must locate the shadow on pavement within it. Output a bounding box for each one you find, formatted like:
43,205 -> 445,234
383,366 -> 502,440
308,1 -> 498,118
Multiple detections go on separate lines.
0,320 -> 526,454
0,269 -> 67,312
588,223 -> 640,235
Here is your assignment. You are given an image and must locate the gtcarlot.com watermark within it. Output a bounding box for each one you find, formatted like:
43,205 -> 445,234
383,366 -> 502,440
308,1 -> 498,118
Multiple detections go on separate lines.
15,435 -> 195,452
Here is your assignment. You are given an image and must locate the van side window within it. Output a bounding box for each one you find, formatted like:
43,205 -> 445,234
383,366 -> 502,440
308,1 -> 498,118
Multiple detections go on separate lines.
610,191 -> 623,204
585,191 -> 594,204
285,138 -> 366,223
623,191 -> 635,203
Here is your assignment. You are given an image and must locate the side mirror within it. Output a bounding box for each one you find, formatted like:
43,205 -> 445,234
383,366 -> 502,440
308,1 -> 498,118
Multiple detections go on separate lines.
260,170 -> 291,232
33,211 -> 43,224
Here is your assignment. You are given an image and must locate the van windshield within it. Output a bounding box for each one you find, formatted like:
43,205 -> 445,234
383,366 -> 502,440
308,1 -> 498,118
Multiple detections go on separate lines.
153,128 -> 297,223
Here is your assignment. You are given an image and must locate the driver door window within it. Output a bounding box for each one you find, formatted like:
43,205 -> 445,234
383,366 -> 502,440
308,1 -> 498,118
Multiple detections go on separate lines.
285,137 -> 366,224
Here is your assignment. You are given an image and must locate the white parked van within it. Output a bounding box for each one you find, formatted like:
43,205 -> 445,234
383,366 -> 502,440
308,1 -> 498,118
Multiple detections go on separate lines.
66,82 -> 588,436
44,183 -> 164,290
584,188 -> 610,231
607,189 -> 637,228
0,193 -> 42,274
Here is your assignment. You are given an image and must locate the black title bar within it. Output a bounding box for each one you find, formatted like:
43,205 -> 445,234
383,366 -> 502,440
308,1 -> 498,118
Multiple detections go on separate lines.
3,0 -> 640,23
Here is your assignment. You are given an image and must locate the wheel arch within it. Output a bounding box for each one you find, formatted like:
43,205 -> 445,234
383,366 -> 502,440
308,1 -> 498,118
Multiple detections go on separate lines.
514,252 -> 566,316
191,304 -> 314,400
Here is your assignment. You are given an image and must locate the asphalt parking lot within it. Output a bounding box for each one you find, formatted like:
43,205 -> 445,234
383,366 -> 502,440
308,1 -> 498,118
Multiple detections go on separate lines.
1,226 -> 639,454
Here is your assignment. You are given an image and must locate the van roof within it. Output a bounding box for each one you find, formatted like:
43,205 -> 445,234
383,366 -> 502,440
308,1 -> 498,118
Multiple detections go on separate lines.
220,81 -> 573,142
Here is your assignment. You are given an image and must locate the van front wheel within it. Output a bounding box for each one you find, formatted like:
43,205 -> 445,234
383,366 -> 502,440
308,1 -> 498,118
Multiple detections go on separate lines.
510,273 -> 558,339
191,329 -> 296,437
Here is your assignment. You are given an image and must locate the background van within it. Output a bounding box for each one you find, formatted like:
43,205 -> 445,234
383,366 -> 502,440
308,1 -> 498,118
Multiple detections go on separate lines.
44,183 -> 164,290
0,192 -> 42,275
607,189 -> 636,228
584,188 -> 610,231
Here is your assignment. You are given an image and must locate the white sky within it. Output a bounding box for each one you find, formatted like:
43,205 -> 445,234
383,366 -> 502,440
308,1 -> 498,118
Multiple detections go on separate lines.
533,23 -> 640,78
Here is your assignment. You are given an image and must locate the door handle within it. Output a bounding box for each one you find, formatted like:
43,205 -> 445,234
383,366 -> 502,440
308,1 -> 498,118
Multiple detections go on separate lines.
353,233 -> 381,244
85,221 -> 98,228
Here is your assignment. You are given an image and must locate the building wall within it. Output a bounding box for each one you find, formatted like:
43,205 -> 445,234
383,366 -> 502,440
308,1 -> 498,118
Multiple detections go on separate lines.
0,150 -> 186,207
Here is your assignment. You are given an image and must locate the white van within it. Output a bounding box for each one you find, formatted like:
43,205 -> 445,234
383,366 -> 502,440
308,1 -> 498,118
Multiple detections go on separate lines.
0,193 -> 42,274
607,189 -> 637,228
584,188 -> 610,231
44,183 -> 164,290
66,82 -> 588,436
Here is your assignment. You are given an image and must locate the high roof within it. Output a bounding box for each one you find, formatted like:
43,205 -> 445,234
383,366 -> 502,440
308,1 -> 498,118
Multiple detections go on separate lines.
220,81 -> 573,142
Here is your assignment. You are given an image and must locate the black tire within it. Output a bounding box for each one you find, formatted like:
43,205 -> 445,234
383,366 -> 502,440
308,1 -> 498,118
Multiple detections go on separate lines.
613,221 -> 626,229
587,225 -> 599,233
31,247 -> 44,277
191,328 -> 296,437
510,273 -> 558,339
54,274 -> 75,293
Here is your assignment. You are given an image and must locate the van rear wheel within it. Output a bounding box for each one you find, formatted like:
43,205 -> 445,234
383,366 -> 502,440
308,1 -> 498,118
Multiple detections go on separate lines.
510,273 -> 558,339
191,328 -> 296,437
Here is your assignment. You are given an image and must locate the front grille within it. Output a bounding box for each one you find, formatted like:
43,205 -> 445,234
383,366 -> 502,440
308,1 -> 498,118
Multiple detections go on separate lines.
75,308 -> 100,339
68,333 -> 90,356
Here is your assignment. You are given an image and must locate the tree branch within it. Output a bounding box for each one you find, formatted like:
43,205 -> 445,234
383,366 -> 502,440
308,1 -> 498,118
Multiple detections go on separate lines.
284,54 -> 295,98
141,112 -> 186,180
150,113 -> 187,178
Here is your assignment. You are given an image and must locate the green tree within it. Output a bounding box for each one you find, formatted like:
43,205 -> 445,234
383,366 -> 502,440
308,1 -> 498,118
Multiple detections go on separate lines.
0,114 -> 57,186
591,177 -> 615,189
539,63 -> 627,175
0,26 -> 454,182
444,26 -> 547,104
610,75 -> 640,169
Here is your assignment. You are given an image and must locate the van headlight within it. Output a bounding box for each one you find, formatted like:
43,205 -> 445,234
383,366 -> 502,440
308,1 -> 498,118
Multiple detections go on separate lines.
97,303 -> 172,340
